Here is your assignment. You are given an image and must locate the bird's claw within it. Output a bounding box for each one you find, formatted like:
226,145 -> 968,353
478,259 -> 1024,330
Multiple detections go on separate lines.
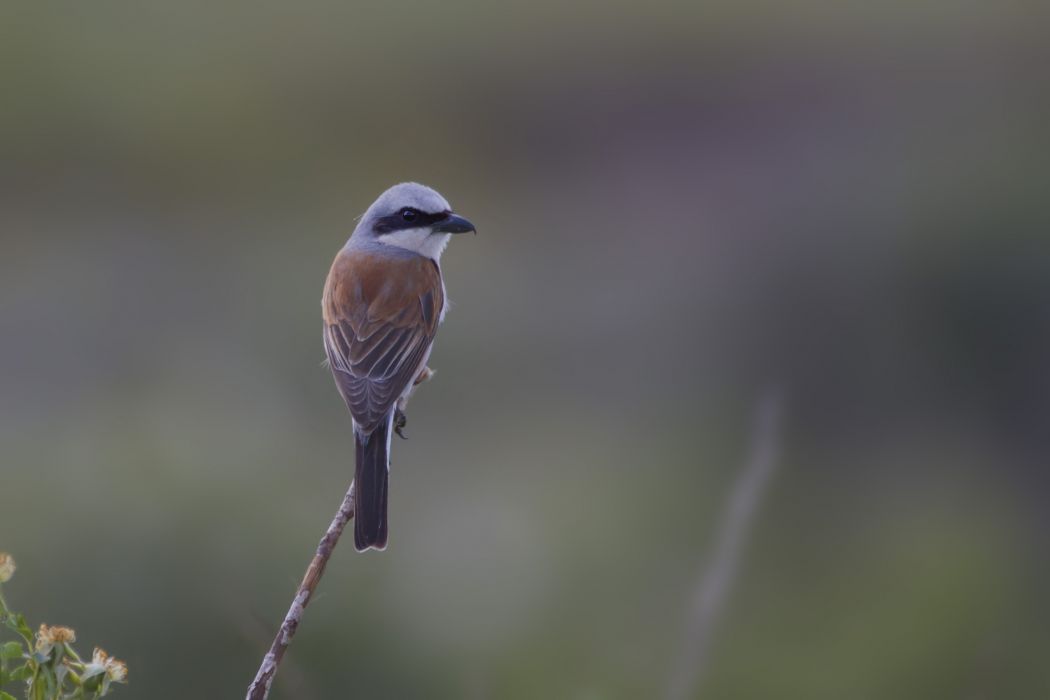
394,408 -> 408,439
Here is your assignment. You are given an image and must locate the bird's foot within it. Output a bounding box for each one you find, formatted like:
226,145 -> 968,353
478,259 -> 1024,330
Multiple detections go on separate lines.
394,408 -> 408,439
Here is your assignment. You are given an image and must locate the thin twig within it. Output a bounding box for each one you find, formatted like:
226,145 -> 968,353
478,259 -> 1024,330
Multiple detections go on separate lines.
246,481 -> 355,700
666,393 -> 783,700
234,606 -> 316,700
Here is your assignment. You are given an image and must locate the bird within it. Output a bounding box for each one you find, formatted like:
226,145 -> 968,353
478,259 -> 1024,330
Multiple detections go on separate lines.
322,183 -> 475,551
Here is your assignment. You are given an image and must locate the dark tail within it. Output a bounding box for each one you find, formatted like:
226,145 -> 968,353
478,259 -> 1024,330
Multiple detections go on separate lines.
354,417 -> 390,551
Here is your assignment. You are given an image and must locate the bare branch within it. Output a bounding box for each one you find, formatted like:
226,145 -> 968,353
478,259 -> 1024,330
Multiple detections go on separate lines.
666,392 -> 784,700
246,481 -> 356,700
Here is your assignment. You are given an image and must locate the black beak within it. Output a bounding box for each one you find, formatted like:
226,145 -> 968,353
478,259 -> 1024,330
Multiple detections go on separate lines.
433,213 -> 476,234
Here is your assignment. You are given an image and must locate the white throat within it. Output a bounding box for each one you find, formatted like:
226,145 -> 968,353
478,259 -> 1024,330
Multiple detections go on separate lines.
379,229 -> 452,261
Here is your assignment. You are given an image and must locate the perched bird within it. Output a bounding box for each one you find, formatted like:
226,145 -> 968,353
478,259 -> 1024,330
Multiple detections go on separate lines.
322,183 -> 475,551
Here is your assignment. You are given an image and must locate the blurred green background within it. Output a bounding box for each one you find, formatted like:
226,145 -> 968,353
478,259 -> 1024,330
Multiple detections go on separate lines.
2,2 -> 1048,698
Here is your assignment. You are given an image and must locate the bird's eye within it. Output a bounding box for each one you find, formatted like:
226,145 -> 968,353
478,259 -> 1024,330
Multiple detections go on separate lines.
400,208 -> 418,223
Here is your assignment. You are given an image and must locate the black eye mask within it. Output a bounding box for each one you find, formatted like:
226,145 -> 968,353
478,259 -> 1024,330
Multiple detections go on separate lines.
373,208 -> 451,234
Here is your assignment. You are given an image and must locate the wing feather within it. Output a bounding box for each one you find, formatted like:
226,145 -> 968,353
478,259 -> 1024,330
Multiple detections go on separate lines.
323,250 -> 444,432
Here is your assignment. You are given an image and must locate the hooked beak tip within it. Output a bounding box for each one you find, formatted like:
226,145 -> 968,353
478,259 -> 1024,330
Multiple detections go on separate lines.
433,213 -> 476,235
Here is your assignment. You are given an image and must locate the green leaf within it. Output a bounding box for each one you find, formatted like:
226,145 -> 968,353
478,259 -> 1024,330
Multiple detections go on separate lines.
8,663 -> 31,681
1,691 -> 17,700
5,613 -> 32,644
0,641 -> 23,660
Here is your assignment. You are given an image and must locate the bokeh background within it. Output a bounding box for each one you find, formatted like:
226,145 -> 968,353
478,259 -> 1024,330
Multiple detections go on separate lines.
2,2 -> 1048,698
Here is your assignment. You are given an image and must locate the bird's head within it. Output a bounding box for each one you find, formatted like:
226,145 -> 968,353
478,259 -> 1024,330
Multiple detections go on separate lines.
353,182 -> 475,261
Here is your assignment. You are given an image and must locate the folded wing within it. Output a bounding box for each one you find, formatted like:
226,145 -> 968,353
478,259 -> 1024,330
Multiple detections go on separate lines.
323,250 -> 444,433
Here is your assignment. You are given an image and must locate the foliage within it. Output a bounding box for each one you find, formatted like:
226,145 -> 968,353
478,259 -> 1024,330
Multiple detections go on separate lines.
0,554 -> 127,700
